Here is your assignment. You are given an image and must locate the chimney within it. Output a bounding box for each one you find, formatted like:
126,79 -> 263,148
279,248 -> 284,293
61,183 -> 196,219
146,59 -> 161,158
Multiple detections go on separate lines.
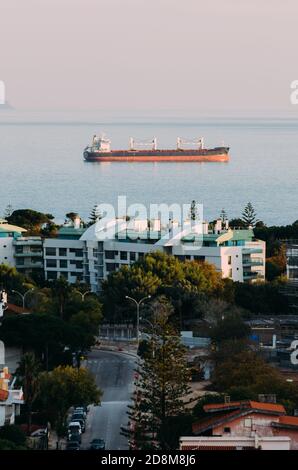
73,216 -> 81,229
202,222 -> 209,234
215,219 -> 222,233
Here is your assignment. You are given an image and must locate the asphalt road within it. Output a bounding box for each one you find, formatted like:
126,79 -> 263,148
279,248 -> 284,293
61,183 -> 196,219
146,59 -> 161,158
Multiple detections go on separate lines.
82,349 -> 136,450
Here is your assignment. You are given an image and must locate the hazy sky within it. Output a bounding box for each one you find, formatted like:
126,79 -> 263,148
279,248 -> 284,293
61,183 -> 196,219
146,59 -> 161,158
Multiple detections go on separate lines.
1,0 -> 297,112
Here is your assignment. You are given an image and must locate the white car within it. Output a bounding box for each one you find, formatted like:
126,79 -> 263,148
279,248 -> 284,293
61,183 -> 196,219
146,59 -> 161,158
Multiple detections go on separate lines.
68,421 -> 82,436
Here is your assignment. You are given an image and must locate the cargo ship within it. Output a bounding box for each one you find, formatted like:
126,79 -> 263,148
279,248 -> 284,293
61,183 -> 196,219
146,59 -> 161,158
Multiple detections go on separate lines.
83,135 -> 229,162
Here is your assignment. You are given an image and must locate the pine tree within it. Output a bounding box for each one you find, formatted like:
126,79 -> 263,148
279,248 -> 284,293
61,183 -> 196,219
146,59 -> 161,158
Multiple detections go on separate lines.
3,204 -> 13,219
123,301 -> 192,449
89,205 -> 102,225
220,208 -> 227,223
189,200 -> 198,221
241,202 -> 259,227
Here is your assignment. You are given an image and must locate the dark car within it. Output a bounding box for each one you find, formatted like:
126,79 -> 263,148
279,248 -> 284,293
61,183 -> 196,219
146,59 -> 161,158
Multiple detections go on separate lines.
66,441 -> 80,451
68,432 -> 81,444
72,412 -> 86,422
75,405 -> 88,414
89,438 -> 105,450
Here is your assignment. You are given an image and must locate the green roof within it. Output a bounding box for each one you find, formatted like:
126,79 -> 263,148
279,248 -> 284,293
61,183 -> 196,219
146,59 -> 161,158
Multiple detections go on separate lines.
58,227 -> 86,239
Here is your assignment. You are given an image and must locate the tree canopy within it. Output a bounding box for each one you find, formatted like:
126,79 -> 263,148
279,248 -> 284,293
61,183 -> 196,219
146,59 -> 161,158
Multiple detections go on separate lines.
7,209 -> 54,232
101,252 -> 223,322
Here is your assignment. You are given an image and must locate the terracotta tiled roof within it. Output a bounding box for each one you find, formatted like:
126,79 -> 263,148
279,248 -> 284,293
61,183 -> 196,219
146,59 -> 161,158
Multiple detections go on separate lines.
7,303 -> 30,315
248,401 -> 285,415
272,416 -> 298,429
203,402 -> 242,412
193,410 -> 245,434
0,389 -> 9,401
203,401 -> 285,415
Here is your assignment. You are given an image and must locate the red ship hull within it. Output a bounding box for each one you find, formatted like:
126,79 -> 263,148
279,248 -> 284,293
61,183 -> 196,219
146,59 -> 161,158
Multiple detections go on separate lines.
83,147 -> 230,162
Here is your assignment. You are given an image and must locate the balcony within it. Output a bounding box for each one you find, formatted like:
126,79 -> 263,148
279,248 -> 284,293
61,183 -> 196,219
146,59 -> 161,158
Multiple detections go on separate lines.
13,238 -> 42,246
242,248 -> 263,255
14,251 -> 43,257
243,271 -> 262,280
243,258 -> 263,267
16,261 -> 43,269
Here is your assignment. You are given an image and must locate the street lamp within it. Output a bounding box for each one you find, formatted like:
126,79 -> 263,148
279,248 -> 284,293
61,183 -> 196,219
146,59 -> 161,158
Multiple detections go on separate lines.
12,288 -> 34,309
125,295 -> 151,348
140,317 -> 156,358
74,289 -> 92,301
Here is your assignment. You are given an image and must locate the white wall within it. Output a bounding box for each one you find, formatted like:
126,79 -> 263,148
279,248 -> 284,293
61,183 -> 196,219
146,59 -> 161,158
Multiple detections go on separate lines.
0,238 -> 15,267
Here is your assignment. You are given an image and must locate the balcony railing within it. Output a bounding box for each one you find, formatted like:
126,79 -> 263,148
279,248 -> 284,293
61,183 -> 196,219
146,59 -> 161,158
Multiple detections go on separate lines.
14,251 -> 43,257
243,258 -> 263,267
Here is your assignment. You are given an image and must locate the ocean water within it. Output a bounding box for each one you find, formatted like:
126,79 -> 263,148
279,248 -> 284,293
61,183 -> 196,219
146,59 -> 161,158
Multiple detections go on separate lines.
0,110 -> 297,226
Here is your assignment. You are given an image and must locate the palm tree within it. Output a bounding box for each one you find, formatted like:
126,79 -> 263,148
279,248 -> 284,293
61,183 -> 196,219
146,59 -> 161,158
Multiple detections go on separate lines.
16,352 -> 41,435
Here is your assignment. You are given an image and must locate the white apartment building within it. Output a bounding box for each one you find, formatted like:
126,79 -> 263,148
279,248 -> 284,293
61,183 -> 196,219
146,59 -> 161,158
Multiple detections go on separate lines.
286,242 -> 298,285
0,219 -> 43,276
0,219 -> 26,267
44,218 -> 265,292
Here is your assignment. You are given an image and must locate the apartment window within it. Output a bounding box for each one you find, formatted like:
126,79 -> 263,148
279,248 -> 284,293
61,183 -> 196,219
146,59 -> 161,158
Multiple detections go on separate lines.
59,248 -> 67,257
138,253 -> 144,260
71,272 -> 79,277
46,259 -> 57,268
47,272 -> 57,280
69,248 -> 83,257
31,247 -> 41,253
228,256 -> 232,265
224,427 -> 231,434
46,247 -> 56,256
59,272 -> 68,279
120,251 -> 128,261
75,261 -> 83,269
130,252 -> 136,261
105,251 -> 115,260
15,247 -> 23,254
244,418 -> 252,428
194,255 -> 205,262
98,242 -> 103,251
228,268 -> 232,278
59,260 -> 67,268
106,263 -> 116,272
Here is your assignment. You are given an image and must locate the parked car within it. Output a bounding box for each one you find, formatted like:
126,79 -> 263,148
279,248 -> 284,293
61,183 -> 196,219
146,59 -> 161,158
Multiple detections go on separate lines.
66,441 -> 80,451
71,416 -> 85,432
74,405 -> 88,414
68,432 -> 81,444
89,438 -> 105,450
71,413 -> 86,423
74,407 -> 87,418
68,421 -> 82,437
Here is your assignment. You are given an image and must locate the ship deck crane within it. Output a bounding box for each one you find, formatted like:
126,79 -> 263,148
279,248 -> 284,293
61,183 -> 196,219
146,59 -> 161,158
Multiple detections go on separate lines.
129,137 -> 157,151
177,137 -> 204,150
